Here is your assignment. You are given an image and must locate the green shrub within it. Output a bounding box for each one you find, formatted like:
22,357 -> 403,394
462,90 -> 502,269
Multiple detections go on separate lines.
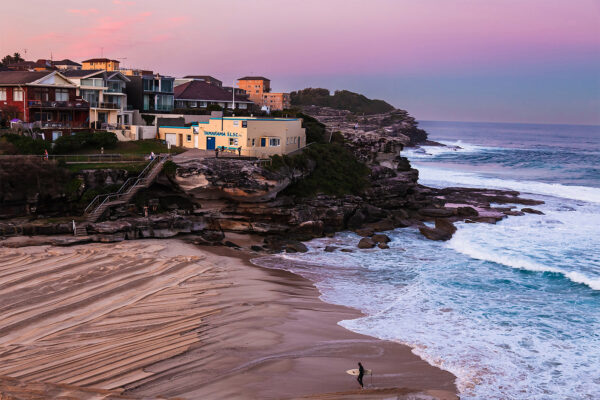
0,134 -> 48,154
290,88 -> 395,115
52,131 -> 117,154
276,143 -> 370,197
162,160 -> 178,176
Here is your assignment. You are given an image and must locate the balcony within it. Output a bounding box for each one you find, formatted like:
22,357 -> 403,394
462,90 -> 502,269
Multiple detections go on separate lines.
28,100 -> 89,109
32,121 -> 88,129
90,102 -> 120,109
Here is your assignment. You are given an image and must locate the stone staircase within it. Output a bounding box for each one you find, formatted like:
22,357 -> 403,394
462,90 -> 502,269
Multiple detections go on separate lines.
83,154 -> 170,223
74,224 -> 88,236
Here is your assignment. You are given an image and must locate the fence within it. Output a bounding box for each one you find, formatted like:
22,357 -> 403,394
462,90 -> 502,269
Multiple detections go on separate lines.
0,154 -> 148,163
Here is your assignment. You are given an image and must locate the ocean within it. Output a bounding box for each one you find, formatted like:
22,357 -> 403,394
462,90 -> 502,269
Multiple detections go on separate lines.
254,121 -> 600,399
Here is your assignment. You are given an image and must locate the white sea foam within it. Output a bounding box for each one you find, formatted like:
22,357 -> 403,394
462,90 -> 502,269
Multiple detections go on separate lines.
448,232 -> 600,291
403,140 -> 494,159
414,164 -> 600,203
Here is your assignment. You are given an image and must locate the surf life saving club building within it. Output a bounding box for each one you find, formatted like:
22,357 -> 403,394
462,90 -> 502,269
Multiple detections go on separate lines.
158,117 -> 306,158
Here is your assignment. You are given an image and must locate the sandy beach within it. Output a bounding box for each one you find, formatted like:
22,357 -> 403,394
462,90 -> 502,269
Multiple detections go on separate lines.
0,237 -> 457,399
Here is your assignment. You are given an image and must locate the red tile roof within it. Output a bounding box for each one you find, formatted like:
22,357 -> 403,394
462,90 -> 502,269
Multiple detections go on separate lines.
238,76 -> 270,81
0,71 -> 53,84
175,80 -> 252,103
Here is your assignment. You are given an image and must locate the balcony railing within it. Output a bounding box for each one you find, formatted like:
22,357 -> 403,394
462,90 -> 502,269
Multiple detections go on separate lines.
89,102 -> 120,109
28,100 -> 89,109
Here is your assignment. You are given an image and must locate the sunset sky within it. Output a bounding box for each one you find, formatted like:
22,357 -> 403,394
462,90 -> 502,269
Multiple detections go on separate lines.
2,0 -> 599,124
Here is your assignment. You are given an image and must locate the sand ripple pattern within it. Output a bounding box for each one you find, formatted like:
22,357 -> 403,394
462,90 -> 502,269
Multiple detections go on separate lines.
0,242 -> 224,392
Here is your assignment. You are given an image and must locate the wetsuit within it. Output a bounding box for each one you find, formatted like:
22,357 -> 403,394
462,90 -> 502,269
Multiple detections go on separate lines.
357,363 -> 365,388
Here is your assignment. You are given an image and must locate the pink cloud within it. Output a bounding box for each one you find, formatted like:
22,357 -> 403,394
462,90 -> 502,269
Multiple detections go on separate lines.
67,9 -> 98,16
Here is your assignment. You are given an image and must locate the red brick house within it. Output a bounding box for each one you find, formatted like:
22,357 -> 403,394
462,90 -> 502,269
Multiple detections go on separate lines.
0,71 -> 90,140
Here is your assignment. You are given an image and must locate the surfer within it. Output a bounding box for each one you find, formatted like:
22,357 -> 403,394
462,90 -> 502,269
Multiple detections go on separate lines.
357,362 -> 365,388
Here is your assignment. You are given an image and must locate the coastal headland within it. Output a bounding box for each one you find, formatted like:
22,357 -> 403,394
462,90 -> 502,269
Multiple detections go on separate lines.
0,238 -> 457,399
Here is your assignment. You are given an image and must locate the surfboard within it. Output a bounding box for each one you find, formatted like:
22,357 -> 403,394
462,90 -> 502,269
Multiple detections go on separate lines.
346,368 -> 372,376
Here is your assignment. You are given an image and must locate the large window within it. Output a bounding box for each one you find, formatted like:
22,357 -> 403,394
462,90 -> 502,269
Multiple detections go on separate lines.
143,78 -> 155,91
81,89 -> 99,107
143,95 -> 150,110
269,138 -> 280,147
13,88 -> 23,101
55,89 -> 69,101
229,138 -> 239,146
81,78 -> 104,87
0,88 -> 6,100
160,79 -> 173,93
156,94 -> 173,111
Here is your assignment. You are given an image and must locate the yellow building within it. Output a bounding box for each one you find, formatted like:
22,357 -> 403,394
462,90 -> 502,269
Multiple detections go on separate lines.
82,58 -> 120,71
158,117 -> 306,158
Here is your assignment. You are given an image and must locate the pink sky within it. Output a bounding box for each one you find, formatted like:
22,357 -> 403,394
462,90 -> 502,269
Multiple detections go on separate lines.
2,0 -> 599,123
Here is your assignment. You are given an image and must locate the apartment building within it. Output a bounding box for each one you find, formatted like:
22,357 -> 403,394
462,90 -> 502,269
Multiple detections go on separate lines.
81,58 -> 120,71
237,76 -> 290,111
126,73 -> 175,112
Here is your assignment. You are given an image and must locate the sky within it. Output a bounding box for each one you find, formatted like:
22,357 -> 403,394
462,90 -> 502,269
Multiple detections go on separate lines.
1,0 -> 599,125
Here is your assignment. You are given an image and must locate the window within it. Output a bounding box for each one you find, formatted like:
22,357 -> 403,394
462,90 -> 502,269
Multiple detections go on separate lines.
233,120 -> 239,126
0,88 -> 6,101
242,121 -> 247,128
56,89 -> 69,101
13,88 -> 23,101
293,137 -> 297,143
269,138 -> 280,147
251,138 -> 255,147
187,135 -> 192,142
229,138 -> 238,146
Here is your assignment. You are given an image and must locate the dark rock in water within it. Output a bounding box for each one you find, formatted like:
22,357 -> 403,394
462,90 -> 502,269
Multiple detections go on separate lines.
457,206 -> 479,217
224,241 -> 240,248
418,208 -> 455,218
354,228 -> 375,237
285,241 -> 308,253
250,245 -> 263,252
341,248 -> 354,253
324,245 -> 338,252
358,237 -> 376,249
419,219 -> 457,241
372,234 -> 391,243
377,242 -> 390,249
504,210 -> 525,216
522,208 -> 545,215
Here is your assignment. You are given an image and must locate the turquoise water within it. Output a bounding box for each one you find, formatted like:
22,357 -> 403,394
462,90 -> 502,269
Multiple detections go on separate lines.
255,121 -> 600,399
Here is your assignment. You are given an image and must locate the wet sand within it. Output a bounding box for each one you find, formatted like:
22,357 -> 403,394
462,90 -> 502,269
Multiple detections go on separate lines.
0,238 -> 457,399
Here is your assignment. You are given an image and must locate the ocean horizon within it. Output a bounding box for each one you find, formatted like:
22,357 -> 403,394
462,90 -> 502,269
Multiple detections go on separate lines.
257,120 -> 600,399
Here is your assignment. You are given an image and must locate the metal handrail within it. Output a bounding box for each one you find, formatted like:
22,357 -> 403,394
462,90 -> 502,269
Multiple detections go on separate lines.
83,155 -> 168,215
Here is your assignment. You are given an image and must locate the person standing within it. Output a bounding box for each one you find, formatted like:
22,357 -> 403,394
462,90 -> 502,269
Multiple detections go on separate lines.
357,362 -> 365,388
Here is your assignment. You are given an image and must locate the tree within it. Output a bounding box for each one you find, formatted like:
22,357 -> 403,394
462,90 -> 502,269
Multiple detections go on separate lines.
1,52 -> 25,67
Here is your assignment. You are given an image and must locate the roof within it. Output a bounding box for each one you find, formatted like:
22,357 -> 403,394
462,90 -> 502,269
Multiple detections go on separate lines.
62,69 -> 104,78
184,75 -> 222,82
0,71 -> 53,84
54,59 -> 81,66
174,80 -> 253,103
238,76 -> 270,81
82,58 -> 120,63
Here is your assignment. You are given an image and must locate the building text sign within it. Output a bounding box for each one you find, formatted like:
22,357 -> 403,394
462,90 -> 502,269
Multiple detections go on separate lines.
204,131 -> 239,137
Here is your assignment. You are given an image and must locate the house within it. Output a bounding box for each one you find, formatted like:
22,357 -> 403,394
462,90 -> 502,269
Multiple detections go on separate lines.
53,59 -> 82,70
81,58 -> 120,71
237,77 -> 291,111
174,80 -> 253,111
63,69 -> 133,128
5,60 -> 55,72
158,116 -> 306,158
125,73 -> 175,112
0,70 -> 89,140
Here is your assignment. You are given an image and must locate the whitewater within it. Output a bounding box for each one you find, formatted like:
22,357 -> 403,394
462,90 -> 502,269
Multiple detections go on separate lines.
257,121 -> 600,399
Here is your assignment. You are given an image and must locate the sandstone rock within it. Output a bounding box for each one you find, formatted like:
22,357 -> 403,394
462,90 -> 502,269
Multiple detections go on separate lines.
365,219 -> 395,232
354,228 -> 375,237
341,248 -> 354,253
357,237 -> 376,249
378,242 -> 390,249
250,245 -> 264,252
372,234 -> 391,243
522,208 -> 544,215
224,241 -> 240,248
324,245 -> 338,252
285,241 -> 308,253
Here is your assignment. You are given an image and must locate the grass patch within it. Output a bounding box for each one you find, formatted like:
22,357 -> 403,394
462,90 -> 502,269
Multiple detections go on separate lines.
65,140 -> 186,156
